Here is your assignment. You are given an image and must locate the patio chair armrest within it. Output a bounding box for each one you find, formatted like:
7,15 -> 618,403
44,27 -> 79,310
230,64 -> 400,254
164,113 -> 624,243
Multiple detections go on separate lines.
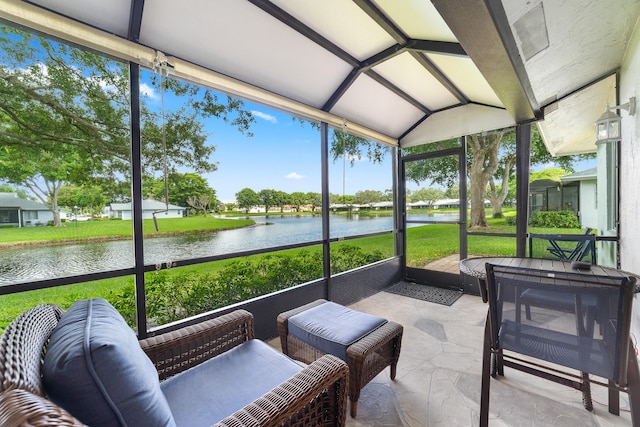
214,354 -> 349,427
140,309 -> 255,380
0,388 -> 87,427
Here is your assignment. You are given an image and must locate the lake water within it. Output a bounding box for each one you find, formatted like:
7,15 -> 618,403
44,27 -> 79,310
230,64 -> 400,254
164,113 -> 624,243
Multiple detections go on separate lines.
0,213 -> 458,285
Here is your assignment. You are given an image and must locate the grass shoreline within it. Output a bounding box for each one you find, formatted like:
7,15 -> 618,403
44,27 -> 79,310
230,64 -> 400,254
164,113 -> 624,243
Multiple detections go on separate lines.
0,225 -> 257,249
0,216 -> 255,247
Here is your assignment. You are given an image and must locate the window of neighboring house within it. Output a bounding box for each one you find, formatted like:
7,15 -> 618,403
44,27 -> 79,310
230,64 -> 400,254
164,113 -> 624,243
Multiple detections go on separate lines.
0,210 -> 12,222
23,211 -> 38,220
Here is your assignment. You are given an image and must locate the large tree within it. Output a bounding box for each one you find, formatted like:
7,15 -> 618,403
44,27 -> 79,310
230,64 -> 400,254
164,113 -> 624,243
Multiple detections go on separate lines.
410,188 -> 445,206
289,192 -> 308,212
258,189 -> 278,213
306,192 -> 321,212
0,25 -> 254,225
144,172 -> 215,209
58,185 -> 108,215
354,190 -> 384,207
235,188 -> 260,212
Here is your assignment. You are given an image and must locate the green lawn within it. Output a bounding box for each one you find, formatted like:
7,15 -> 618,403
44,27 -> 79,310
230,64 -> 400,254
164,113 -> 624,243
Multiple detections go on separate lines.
0,216 -> 254,245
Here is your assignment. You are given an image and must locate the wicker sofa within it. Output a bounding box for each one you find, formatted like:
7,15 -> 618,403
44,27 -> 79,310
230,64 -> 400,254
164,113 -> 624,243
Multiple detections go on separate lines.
0,300 -> 349,427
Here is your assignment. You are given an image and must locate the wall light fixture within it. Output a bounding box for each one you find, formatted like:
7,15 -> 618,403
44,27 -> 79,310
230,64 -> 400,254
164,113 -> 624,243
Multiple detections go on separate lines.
595,96 -> 636,144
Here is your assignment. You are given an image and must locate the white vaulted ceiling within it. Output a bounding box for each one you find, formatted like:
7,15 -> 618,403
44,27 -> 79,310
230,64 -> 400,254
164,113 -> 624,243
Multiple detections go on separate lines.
2,0 -> 639,156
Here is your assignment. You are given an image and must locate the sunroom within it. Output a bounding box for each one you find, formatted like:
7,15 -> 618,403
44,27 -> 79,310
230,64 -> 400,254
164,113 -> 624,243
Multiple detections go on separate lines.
0,1 -> 639,425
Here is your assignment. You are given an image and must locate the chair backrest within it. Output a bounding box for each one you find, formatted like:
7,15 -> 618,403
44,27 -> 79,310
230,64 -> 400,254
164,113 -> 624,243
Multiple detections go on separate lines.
485,263 -> 636,385
0,304 -> 63,395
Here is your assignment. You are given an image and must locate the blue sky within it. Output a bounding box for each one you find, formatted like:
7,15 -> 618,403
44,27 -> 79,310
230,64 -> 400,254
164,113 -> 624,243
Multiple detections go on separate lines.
143,75 -> 393,203
198,105 -> 393,203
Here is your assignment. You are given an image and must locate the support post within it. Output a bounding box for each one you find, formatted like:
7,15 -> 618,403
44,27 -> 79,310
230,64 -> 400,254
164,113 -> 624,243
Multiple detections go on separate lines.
515,123 -> 531,257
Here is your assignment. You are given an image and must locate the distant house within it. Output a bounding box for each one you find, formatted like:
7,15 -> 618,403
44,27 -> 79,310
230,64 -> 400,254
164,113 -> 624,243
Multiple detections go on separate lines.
371,201 -> 393,209
0,192 -> 53,227
109,199 -> 187,220
432,198 -> 461,209
407,200 -> 432,209
529,168 -> 597,229
561,168 -> 597,229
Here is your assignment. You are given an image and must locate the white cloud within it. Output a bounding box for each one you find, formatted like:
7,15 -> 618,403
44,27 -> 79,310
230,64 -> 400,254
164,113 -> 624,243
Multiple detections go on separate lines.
140,82 -> 159,100
252,110 -> 278,123
285,172 -> 304,180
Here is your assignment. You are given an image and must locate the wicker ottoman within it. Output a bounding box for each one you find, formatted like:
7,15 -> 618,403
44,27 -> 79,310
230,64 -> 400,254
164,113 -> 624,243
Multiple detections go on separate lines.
277,299 -> 403,418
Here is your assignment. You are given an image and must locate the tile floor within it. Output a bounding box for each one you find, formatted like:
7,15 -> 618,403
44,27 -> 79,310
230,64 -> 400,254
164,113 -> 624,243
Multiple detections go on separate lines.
272,290 -> 634,426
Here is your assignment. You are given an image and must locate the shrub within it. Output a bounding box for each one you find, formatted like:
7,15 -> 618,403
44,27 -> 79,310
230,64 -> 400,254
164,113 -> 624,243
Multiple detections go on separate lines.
111,245 -> 386,327
504,215 -> 517,226
529,211 -> 580,228
492,212 -> 504,219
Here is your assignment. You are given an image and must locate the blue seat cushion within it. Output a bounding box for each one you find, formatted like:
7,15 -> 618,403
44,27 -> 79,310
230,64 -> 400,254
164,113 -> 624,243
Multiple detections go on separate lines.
43,298 -> 176,427
160,339 -> 302,427
288,301 -> 387,361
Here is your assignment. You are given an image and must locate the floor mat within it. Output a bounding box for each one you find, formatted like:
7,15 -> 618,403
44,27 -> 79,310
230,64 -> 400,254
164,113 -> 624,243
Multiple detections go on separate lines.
385,281 -> 462,306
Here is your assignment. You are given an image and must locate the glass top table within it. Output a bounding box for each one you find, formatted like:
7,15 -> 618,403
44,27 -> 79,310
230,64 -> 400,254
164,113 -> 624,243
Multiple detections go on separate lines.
459,256 -> 637,303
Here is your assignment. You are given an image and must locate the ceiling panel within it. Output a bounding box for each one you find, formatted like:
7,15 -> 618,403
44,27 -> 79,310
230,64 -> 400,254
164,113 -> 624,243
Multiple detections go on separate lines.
28,0 -> 131,37
427,53 -> 503,108
373,0 -> 457,42
401,104 -> 515,147
139,0 -> 352,109
372,52 -> 458,111
504,0 -> 640,105
537,74 -> 617,157
330,73 -> 424,137
271,0 -> 396,61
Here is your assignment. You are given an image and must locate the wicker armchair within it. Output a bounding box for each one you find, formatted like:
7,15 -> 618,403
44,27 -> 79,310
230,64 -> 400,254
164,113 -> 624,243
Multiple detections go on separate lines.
0,304 -> 349,427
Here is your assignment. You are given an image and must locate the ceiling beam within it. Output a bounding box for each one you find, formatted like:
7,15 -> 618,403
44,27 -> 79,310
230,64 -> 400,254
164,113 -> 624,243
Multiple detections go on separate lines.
354,0 -> 467,104
352,0 -> 406,41
432,0 -> 540,122
409,51 -> 468,103
248,0 -> 359,67
407,39 -> 466,57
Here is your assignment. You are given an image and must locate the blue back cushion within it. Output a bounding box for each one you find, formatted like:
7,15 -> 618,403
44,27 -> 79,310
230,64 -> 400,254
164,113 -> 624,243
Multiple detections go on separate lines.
43,298 -> 176,427
288,301 -> 387,360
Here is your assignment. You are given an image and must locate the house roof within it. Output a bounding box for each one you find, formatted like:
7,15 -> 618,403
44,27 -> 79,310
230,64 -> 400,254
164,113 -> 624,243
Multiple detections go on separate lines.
0,192 -> 49,210
1,1 -> 638,156
110,199 -> 186,211
560,168 -> 597,183
433,198 -> 460,206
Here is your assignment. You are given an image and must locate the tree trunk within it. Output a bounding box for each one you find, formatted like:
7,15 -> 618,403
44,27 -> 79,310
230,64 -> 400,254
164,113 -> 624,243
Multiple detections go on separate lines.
489,156 -> 515,217
468,133 -> 503,228
489,180 -> 501,217
23,177 -> 64,226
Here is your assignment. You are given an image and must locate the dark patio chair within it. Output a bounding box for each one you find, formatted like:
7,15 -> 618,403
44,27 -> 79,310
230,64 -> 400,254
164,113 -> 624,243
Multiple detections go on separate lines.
480,263 -> 640,427
529,228 -> 596,264
546,228 -> 594,261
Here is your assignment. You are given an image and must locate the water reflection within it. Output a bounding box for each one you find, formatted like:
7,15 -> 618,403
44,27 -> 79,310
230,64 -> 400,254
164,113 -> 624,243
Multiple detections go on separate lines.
0,213 -> 457,285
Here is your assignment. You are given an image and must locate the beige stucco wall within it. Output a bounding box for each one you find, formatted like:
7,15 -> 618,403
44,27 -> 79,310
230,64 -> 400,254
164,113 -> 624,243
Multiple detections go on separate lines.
620,16 -> 640,277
